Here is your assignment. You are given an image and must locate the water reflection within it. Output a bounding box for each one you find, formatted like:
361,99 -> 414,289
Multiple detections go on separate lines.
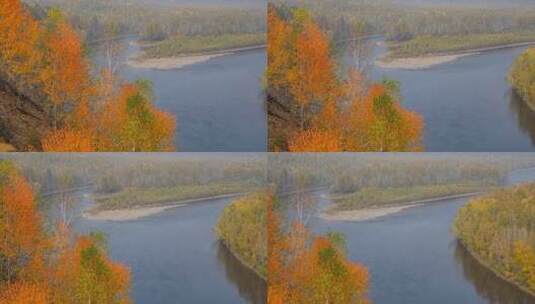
454,241 -> 535,304
216,242 -> 267,304
509,91 -> 535,145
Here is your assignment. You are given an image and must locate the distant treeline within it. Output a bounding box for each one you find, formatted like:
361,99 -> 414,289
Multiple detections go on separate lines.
268,154 -> 535,194
274,0 -> 535,42
454,183 -> 535,294
32,0 -> 266,43
0,154 -> 266,198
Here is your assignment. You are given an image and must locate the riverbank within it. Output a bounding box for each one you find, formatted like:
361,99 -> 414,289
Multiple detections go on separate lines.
219,241 -> 266,280
322,192 -> 482,222
459,241 -> 535,298
84,192 -> 244,221
128,53 -> 229,70
377,40 -> 535,70
94,182 -> 253,210
128,41 -> 266,70
376,53 -> 475,70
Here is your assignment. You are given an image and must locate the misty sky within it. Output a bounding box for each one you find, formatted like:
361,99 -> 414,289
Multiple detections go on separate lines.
133,0 -> 266,8
392,0 -> 535,7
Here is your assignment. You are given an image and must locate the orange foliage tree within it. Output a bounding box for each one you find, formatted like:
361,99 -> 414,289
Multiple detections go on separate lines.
268,6 -> 339,130
0,0 -> 43,83
267,194 -> 370,303
40,10 -> 92,128
345,84 -> 423,151
0,161 -> 131,303
49,233 -> 131,304
1,1 -> 177,151
96,83 -> 176,152
267,5 -> 423,152
0,282 -> 49,304
41,128 -> 95,152
0,162 -> 46,285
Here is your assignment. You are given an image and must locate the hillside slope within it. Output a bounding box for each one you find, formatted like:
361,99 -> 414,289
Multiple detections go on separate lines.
0,76 -> 50,151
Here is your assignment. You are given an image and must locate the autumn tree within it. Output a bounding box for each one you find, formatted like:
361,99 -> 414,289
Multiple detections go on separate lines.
41,128 -> 95,152
49,233 -> 131,304
0,0 -> 43,85
40,9 -> 91,128
509,48 -> 535,109
345,83 -> 423,151
267,193 -> 370,303
0,161 -> 132,303
267,5 -> 423,152
216,193 -> 268,277
0,161 -> 46,285
289,11 -> 339,129
454,183 -> 535,294
0,282 -> 49,304
2,1 -> 177,152
96,82 -> 176,152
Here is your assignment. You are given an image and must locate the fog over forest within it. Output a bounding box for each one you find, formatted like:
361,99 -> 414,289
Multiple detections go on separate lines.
129,0 -> 266,7
393,0 -> 535,7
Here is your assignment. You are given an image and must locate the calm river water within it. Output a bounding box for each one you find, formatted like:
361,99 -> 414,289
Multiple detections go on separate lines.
93,41 -> 266,152
73,195 -> 266,304
311,167 -> 535,303
352,41 -> 535,151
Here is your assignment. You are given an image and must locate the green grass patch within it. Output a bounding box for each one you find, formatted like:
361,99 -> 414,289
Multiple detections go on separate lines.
94,182 -> 255,211
140,33 -> 265,58
388,32 -> 535,58
331,183 -> 494,212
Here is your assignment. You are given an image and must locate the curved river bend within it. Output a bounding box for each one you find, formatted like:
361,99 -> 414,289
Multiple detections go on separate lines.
94,41 -> 267,152
351,40 -> 535,151
72,196 -> 266,304
311,167 -> 535,303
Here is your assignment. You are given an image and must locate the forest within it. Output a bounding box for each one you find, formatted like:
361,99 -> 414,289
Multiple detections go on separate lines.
267,192 -> 369,303
510,47 -> 535,110
272,0 -> 535,57
454,183 -> 535,295
268,153 -> 535,211
216,192 -> 268,278
267,4 -> 423,152
0,0 -> 175,151
0,160 -> 131,303
33,0 -> 266,57
214,188 -> 372,303
0,153 -> 266,214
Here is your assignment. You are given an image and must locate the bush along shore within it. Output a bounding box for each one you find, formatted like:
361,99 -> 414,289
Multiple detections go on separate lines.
215,192 -> 267,279
454,183 -> 535,296
510,48 -> 535,110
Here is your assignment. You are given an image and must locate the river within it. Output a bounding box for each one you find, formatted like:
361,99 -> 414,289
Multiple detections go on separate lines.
350,40 -> 535,151
310,167 -> 535,303
70,194 -> 266,304
92,40 -> 267,152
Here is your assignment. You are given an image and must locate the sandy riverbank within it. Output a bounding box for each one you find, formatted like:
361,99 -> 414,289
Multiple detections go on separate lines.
127,53 -> 229,70
376,53 -> 476,70
83,192 -> 244,221
84,205 -> 184,221
321,204 -> 424,221
127,44 -> 265,70
322,192 -> 482,222
376,40 -> 535,70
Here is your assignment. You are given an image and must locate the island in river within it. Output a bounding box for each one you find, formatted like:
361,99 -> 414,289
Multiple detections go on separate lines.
377,40 -> 535,70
